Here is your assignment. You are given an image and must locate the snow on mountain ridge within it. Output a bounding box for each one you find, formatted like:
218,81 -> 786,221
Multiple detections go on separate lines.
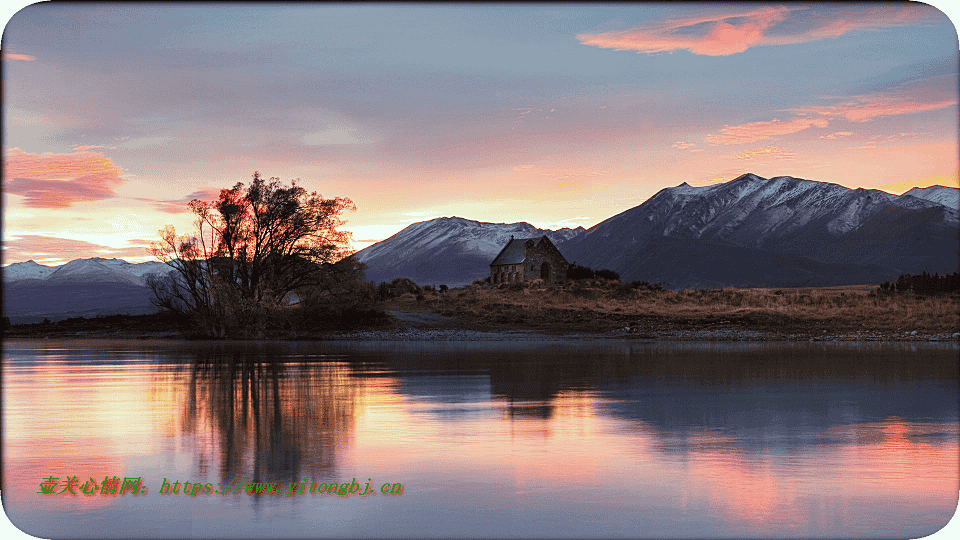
642,173 -> 953,247
3,257 -> 175,284
354,217 -> 586,286
1,260 -> 57,281
904,185 -> 960,210
355,217 -> 584,264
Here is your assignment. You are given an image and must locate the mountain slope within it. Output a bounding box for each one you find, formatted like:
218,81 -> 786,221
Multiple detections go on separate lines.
355,217 -> 585,287
1,260 -> 56,281
561,174 -> 959,286
904,185 -> 960,209
2,257 -> 177,323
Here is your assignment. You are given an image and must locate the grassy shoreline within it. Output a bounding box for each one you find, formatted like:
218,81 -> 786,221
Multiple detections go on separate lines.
5,283 -> 959,341
391,282 -> 960,340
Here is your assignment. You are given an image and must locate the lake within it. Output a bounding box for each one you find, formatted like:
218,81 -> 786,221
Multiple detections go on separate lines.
3,339 -> 957,538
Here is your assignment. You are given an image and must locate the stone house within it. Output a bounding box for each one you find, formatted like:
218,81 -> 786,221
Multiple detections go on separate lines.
489,235 -> 569,286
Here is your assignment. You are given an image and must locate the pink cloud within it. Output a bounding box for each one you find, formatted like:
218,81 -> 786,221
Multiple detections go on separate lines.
3,51 -> 35,61
2,235 -> 152,265
705,117 -> 829,145
577,5 -> 933,56
710,79 -> 957,147
798,94 -> 957,123
2,148 -> 126,208
671,141 -> 696,150
135,187 -> 225,214
73,145 -> 105,151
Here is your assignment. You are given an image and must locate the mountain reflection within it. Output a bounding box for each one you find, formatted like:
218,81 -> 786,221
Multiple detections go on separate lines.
344,342 -> 958,445
177,345 -> 359,492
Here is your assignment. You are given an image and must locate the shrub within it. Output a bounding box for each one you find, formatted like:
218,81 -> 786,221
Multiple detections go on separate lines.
594,268 -> 620,282
390,277 -> 422,295
567,263 -> 595,280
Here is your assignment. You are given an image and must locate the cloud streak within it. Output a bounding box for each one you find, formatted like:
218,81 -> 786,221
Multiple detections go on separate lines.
577,5 -> 935,56
2,235 -> 152,265
3,148 -> 126,208
707,84 -> 956,146
731,146 -> 796,160
706,117 -> 829,146
3,51 -> 35,61
793,94 -> 957,123
135,187 -> 225,214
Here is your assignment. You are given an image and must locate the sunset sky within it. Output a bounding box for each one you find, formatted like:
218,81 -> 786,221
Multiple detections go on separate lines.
2,3 -> 958,266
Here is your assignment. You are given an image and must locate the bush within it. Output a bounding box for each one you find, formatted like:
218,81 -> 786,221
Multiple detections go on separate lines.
567,263 -> 595,280
627,280 -> 663,292
390,277 -> 422,295
594,269 -> 620,282
567,263 -> 620,282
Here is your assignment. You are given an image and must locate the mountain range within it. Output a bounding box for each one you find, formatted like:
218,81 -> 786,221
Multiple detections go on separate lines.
355,217 -> 584,287
4,173 -> 958,321
356,173 -> 959,289
3,258 -> 175,323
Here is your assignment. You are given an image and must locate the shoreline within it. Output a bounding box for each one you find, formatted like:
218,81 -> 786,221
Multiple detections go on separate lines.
5,308 -> 959,343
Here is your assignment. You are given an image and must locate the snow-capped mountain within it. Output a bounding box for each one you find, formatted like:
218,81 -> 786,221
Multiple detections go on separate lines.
904,185 -> 960,209
3,257 -> 174,285
3,258 -> 177,323
1,260 -> 57,281
355,217 -> 585,287
561,173 -> 959,286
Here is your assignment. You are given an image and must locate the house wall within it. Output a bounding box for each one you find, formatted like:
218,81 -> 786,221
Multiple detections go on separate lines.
490,240 -> 568,285
523,243 -> 567,285
491,263 -> 523,284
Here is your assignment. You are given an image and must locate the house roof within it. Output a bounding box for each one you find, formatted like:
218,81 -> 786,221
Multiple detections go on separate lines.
490,236 -> 543,266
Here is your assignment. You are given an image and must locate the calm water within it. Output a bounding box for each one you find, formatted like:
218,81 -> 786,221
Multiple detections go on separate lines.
3,339 -> 957,539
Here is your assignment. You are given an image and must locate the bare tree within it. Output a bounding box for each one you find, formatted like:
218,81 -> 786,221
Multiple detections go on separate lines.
149,172 -> 356,337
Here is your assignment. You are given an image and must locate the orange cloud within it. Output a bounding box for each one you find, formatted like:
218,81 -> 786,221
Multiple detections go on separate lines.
799,94 -> 957,123
731,146 -> 796,160
710,83 -> 956,147
3,51 -> 35,61
2,235 -> 151,265
820,131 -> 854,140
3,148 -> 126,208
706,117 -> 829,145
73,145 -> 105,151
578,6 -> 787,56
577,5 -> 934,56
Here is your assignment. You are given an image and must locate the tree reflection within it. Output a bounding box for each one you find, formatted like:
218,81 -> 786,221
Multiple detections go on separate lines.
177,344 -> 359,495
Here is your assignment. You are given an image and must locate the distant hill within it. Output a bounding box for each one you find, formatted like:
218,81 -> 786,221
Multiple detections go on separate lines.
3,258 -> 175,323
354,217 -> 585,287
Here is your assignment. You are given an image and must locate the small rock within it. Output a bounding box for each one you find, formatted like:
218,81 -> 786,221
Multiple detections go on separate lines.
910,330 -> 918,336
952,332 -> 960,339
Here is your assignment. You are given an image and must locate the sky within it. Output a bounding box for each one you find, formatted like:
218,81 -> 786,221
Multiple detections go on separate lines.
2,2 -> 959,266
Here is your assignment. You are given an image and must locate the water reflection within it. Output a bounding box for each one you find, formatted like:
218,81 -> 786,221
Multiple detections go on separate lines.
3,339 -> 957,539
180,346 -> 359,495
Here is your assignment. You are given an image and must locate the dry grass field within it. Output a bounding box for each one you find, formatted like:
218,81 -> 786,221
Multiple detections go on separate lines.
388,281 -> 960,338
